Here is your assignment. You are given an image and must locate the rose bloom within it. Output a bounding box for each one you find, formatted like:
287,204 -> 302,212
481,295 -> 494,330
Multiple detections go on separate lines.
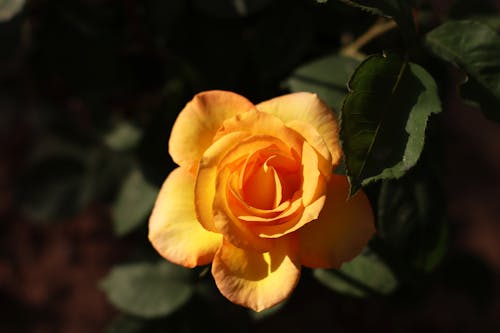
149,90 -> 375,311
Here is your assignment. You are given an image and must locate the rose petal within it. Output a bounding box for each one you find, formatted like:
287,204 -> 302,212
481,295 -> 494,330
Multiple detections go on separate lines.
297,175 -> 375,268
169,90 -> 255,172
213,109 -> 303,154
256,92 -> 341,165
301,142 -> 323,206
242,161 -> 280,210
230,186 -> 291,221
226,145 -> 327,239
214,167 -> 274,251
198,134 -> 293,235
212,239 -> 300,312
246,142 -> 328,238
238,194 -> 300,224
254,193 -> 326,238
214,139 -> 329,241
286,120 -> 332,178
148,168 -> 222,268
195,131 -> 250,232
236,149 -> 300,211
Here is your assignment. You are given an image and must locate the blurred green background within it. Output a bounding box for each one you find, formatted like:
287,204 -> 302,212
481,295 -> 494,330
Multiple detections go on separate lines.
1,0 -> 500,332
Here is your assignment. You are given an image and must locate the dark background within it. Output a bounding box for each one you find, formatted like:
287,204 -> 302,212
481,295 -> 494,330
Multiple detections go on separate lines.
1,0 -> 500,332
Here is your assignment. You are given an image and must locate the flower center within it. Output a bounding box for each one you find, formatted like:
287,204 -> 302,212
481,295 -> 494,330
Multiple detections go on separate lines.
242,157 -> 280,210
240,151 -> 301,211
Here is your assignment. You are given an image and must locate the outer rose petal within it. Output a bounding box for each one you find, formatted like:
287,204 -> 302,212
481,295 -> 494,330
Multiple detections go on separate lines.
212,239 -> 300,312
149,168 -> 222,268
213,109 -> 304,154
298,174 -> 375,268
286,120 -> 332,178
256,92 -> 341,165
169,90 -> 255,172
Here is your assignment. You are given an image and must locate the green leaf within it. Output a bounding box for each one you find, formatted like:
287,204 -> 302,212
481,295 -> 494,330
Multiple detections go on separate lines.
378,175 -> 448,272
112,168 -> 158,236
0,0 -> 25,22
314,249 -> 398,297
425,20 -> 500,122
339,0 -> 416,42
104,121 -> 143,152
340,53 -> 441,195
100,261 -> 194,318
467,15 -> 500,30
286,54 -> 360,111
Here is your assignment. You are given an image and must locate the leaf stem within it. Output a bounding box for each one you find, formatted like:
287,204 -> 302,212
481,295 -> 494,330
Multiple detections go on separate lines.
341,18 -> 398,59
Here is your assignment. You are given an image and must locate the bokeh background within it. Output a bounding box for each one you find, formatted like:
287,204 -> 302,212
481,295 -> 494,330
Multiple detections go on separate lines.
1,0 -> 500,332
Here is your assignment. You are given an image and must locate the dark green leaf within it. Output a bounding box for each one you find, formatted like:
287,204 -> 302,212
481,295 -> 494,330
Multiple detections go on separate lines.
0,0 -> 24,22
314,249 -> 398,297
112,168 -> 158,236
100,261 -> 194,318
425,20 -> 500,122
378,175 -> 448,272
340,53 -> 441,195
286,54 -> 360,111
339,0 -> 416,42
460,76 -> 500,123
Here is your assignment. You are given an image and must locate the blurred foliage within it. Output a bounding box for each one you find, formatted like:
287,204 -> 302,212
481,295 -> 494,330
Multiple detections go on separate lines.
3,0 -> 500,331
378,167 -> 448,273
104,120 -> 142,152
112,167 -> 157,236
100,261 -> 194,318
286,54 -> 360,111
17,136 -> 95,220
314,248 -> 398,297
0,0 -> 24,22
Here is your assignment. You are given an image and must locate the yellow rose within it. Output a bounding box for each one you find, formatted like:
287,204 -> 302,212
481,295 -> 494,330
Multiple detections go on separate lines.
149,91 -> 375,311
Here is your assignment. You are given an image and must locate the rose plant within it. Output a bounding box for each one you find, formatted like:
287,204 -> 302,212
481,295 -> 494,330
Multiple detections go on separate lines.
148,90 -> 375,311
